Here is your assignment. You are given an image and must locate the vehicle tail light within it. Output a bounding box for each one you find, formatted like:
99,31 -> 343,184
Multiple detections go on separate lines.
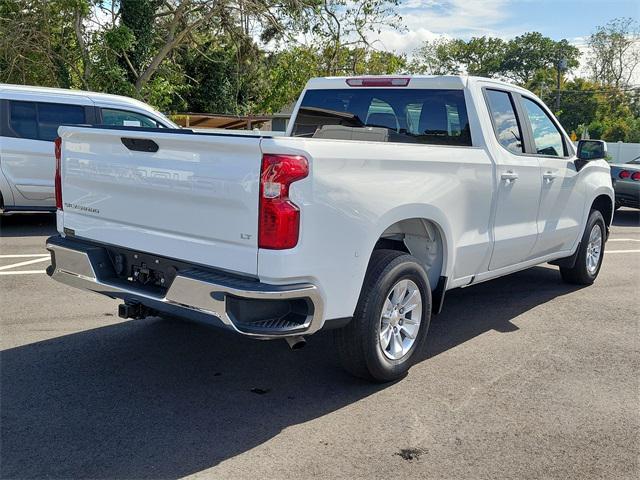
346,77 -> 410,87
54,137 -> 63,210
619,170 -> 631,179
632,172 -> 640,181
259,154 -> 308,249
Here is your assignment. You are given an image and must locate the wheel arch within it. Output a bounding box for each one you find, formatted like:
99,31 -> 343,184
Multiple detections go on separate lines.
373,217 -> 448,289
363,213 -> 451,315
591,193 -> 614,230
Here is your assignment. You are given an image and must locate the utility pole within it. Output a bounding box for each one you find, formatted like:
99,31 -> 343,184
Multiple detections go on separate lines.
555,58 -> 567,112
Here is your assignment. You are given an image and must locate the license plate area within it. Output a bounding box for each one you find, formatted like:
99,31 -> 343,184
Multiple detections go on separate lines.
106,247 -> 178,294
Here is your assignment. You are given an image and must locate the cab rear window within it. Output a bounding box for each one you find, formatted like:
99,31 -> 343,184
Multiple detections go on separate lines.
292,88 -> 471,146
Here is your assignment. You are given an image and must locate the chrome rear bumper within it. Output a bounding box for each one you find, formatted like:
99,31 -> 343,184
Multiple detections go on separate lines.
46,236 -> 324,339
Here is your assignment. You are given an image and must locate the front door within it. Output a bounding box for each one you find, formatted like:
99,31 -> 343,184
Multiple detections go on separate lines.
519,96 -> 586,257
484,89 -> 542,270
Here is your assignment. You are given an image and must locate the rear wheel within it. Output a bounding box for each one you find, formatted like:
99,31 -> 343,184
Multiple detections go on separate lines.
334,250 -> 432,382
560,209 -> 606,285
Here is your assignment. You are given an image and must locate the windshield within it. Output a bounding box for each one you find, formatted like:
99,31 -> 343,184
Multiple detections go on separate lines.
627,157 -> 640,165
292,88 -> 472,146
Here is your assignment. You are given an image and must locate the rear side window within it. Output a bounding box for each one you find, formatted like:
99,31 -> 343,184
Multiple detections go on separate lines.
38,103 -> 85,141
8,101 -> 86,141
101,108 -> 162,128
485,90 -> 523,154
9,102 -> 38,139
292,88 -> 472,146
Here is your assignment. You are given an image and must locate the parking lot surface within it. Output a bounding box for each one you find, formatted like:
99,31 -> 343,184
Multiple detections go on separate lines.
1,211 -> 639,479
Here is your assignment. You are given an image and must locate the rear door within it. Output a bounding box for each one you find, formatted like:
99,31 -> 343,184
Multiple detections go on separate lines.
0,97 -> 92,208
484,88 -> 542,270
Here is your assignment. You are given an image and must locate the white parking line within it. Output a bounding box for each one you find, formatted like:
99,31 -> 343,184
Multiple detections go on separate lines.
0,254 -> 49,258
608,238 -> 640,242
0,257 -> 50,271
607,250 -> 640,253
0,270 -> 47,276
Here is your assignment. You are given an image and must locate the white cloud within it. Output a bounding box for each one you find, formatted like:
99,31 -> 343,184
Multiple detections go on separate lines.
375,0 -> 522,56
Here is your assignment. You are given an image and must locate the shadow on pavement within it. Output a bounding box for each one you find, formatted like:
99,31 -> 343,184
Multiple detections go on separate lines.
612,208 -> 640,227
426,265 -> 584,358
1,266 -> 583,479
0,213 -> 57,238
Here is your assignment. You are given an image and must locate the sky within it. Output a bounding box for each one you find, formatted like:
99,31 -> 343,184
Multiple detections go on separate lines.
376,0 -> 640,55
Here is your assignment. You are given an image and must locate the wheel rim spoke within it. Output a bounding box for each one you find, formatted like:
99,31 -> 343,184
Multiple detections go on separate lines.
382,298 -> 394,319
400,325 -> 417,339
392,331 -> 404,356
380,326 -> 392,350
391,280 -> 408,305
401,288 -> 418,308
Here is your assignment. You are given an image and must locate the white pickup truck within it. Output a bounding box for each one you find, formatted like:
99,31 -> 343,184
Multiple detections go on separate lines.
47,76 -> 614,382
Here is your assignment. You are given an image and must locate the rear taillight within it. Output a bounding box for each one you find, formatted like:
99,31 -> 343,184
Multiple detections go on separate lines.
54,137 -> 62,210
346,77 -> 410,87
258,154 -> 309,249
619,170 -> 631,179
632,172 -> 640,181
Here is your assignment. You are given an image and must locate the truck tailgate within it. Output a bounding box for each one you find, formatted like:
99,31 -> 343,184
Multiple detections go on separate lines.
58,127 -> 263,276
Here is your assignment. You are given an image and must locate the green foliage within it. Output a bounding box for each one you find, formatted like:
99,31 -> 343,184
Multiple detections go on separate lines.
120,0 -> 161,80
0,2 -> 637,142
500,32 -> 579,84
458,37 -> 506,77
553,79 -> 601,135
409,38 -> 461,75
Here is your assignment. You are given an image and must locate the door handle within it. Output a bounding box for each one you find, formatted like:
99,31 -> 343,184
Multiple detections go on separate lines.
501,171 -> 519,184
543,171 -> 558,183
121,137 -> 159,153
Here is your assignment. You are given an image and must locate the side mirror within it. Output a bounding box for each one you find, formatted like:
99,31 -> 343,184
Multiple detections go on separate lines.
577,139 -> 607,161
575,140 -> 607,172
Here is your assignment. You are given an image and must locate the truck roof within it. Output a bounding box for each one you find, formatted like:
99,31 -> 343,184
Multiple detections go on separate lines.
304,75 -> 528,94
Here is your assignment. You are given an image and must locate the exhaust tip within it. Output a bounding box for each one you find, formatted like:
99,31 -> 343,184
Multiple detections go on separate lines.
285,336 -> 306,350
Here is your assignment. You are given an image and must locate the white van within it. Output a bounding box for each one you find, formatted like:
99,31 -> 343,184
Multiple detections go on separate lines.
0,84 -> 178,213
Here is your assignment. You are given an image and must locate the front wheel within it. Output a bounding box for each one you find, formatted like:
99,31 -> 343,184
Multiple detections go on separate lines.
560,209 -> 606,285
334,250 -> 432,382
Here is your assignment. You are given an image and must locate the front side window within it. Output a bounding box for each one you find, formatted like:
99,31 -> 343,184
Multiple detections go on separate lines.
9,101 -> 85,141
522,97 -> 565,157
485,90 -> 523,154
292,88 -> 472,146
101,108 -> 161,128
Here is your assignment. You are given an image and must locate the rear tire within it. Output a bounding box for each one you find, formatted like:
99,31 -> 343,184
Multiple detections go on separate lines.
560,209 -> 606,285
334,249 -> 432,382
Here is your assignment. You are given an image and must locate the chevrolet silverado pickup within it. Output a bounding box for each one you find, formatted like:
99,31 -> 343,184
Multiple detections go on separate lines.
47,76 -> 614,382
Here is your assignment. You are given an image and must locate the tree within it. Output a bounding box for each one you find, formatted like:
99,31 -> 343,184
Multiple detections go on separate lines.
304,0 -> 402,75
118,0 -> 163,83
0,0 -> 90,88
553,78 -> 601,135
457,36 -> 506,77
409,38 -> 461,75
257,44 -> 405,114
587,17 -> 640,88
500,32 -> 579,85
